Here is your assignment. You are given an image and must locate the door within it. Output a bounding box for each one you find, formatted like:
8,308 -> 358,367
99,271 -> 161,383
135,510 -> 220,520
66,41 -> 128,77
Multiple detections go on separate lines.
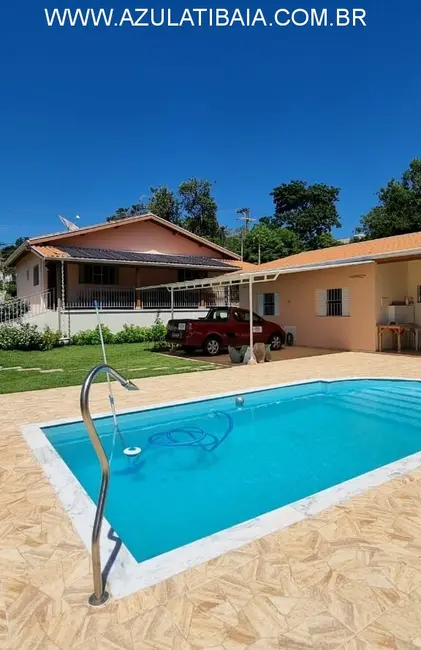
231,309 -> 250,346
243,311 -> 266,344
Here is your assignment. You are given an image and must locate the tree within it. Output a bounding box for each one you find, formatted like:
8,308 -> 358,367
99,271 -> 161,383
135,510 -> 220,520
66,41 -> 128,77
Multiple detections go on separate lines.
178,178 -> 221,239
357,159 -> 421,239
269,180 -> 341,250
0,238 -> 26,299
243,224 -> 300,263
107,203 -> 148,222
148,185 -> 181,224
0,237 -> 27,259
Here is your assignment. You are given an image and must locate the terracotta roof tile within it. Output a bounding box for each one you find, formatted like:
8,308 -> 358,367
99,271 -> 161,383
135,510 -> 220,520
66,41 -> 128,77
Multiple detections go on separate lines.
32,245 -> 70,258
259,231 -> 421,270
223,260 -> 258,272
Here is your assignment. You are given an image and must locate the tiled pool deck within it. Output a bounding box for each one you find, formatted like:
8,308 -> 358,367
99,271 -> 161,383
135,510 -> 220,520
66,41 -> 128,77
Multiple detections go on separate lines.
3,351 -> 421,649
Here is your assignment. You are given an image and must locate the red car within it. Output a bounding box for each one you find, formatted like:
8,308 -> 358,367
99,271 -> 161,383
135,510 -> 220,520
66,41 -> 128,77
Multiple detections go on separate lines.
166,306 -> 286,356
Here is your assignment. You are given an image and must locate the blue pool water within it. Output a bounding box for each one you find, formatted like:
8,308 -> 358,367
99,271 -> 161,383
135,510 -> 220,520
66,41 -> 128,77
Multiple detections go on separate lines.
43,379 -> 421,563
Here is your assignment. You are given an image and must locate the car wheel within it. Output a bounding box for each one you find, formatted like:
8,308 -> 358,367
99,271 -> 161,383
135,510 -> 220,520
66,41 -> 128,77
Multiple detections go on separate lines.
182,346 -> 196,355
204,336 -> 220,356
269,333 -> 283,351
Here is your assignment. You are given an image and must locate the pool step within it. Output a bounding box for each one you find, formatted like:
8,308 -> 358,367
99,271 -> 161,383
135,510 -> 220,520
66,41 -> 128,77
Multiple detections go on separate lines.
360,388 -> 421,412
334,390 -> 421,429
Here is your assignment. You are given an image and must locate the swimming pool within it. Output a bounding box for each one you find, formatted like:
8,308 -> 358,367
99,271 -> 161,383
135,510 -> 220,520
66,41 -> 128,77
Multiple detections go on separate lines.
24,378 -> 421,597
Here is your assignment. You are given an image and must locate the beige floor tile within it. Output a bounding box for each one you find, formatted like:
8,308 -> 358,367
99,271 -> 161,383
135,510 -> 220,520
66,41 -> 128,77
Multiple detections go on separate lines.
4,352 -> 421,647
278,611 -> 354,649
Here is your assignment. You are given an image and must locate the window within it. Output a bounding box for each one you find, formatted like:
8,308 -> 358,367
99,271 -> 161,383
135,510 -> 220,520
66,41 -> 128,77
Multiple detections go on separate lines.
263,293 -> 275,316
79,264 -> 118,285
316,288 -> 350,317
26,269 -> 30,282
210,309 -> 229,321
33,264 -> 40,287
243,311 -> 263,324
178,269 -> 205,282
327,288 -> 342,316
256,292 -> 280,317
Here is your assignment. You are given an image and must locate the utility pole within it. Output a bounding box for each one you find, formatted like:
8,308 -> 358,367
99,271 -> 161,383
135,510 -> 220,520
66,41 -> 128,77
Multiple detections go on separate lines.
236,208 -> 255,262
258,240 -> 261,265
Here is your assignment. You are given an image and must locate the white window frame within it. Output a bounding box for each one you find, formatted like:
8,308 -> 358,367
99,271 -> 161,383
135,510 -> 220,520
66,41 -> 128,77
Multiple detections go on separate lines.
257,292 -> 280,317
33,264 -> 40,287
316,288 -> 350,317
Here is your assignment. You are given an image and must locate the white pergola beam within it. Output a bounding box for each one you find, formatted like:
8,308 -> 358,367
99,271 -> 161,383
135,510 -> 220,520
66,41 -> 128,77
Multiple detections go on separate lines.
139,259 -> 374,292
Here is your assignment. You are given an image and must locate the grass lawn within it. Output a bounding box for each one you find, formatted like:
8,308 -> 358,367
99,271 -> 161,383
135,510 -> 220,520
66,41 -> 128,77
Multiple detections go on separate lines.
0,344 -> 218,394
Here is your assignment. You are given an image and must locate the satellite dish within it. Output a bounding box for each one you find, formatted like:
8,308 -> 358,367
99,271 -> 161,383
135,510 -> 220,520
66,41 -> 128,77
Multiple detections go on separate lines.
58,214 -> 80,231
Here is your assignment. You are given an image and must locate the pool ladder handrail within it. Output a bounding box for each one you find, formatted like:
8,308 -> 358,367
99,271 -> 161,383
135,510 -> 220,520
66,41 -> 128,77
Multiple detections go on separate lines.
80,364 -> 138,607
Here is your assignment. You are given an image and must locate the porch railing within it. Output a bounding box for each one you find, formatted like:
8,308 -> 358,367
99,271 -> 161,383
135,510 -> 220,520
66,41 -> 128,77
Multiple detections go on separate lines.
140,288 -> 201,309
66,287 -> 136,310
0,289 -> 57,325
140,286 -> 240,310
63,285 -> 240,311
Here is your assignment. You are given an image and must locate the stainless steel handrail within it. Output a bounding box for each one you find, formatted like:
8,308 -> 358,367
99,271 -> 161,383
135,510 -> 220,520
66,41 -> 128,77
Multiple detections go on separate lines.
80,364 -> 138,607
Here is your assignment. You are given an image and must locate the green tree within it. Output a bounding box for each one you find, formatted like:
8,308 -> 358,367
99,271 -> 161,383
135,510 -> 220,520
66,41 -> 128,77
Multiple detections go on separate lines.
1,237 -> 26,259
357,159 -> 421,239
178,178 -> 221,239
222,228 -> 242,257
222,223 -> 302,263
243,224 -> 301,263
269,180 -> 341,249
106,203 -> 148,222
0,238 -> 26,298
147,185 -> 181,224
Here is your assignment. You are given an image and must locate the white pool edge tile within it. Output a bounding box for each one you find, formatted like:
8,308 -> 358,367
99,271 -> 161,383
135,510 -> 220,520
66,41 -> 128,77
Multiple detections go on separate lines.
21,375 -> 421,599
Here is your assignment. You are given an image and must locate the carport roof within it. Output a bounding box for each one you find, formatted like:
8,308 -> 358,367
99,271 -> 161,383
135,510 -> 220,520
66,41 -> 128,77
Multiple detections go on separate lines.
141,259 -> 376,291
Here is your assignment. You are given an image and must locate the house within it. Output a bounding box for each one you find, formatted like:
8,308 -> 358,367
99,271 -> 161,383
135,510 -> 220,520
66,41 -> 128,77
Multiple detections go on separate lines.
146,231 -> 421,352
4,213 -> 255,334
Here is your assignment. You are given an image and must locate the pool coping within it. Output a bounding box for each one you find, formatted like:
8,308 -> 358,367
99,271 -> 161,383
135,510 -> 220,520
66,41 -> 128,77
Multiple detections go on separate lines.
20,375 -> 421,600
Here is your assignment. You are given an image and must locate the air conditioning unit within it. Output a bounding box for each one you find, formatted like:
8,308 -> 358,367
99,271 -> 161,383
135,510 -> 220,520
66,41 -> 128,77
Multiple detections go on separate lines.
283,325 -> 296,346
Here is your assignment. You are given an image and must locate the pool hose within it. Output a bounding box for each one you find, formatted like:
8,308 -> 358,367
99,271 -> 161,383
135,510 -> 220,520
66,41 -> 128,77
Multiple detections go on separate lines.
147,411 -> 233,452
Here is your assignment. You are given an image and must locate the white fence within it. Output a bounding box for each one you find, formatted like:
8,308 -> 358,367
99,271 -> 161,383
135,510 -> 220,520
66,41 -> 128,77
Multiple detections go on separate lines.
66,286 -> 136,310
0,289 -> 56,326
64,286 -> 240,311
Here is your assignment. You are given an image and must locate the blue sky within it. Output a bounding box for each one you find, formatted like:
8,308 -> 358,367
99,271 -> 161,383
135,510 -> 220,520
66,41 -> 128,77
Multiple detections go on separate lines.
1,0 -> 420,243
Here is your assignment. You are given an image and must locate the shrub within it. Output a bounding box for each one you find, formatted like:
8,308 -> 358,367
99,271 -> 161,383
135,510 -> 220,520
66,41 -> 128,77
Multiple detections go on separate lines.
71,325 -> 115,346
114,324 -> 151,344
150,317 -> 166,342
0,323 -> 62,351
0,318 -> 166,350
42,327 -> 62,351
71,318 -> 166,346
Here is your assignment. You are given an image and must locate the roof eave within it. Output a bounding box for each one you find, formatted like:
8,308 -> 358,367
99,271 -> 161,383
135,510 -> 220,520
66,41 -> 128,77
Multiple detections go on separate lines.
4,241 -> 31,267
28,213 -> 241,261
39,254 -> 240,271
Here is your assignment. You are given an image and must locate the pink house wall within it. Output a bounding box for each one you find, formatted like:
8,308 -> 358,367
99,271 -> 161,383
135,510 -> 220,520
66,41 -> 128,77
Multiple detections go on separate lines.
51,221 -> 223,258
242,263 -> 377,351
16,253 -> 47,299
65,263 -> 179,292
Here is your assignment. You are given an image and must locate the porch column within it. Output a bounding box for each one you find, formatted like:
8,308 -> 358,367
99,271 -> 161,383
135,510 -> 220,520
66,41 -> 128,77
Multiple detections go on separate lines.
249,276 -> 254,355
135,267 -> 142,309
60,260 -> 65,309
170,288 -> 174,320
